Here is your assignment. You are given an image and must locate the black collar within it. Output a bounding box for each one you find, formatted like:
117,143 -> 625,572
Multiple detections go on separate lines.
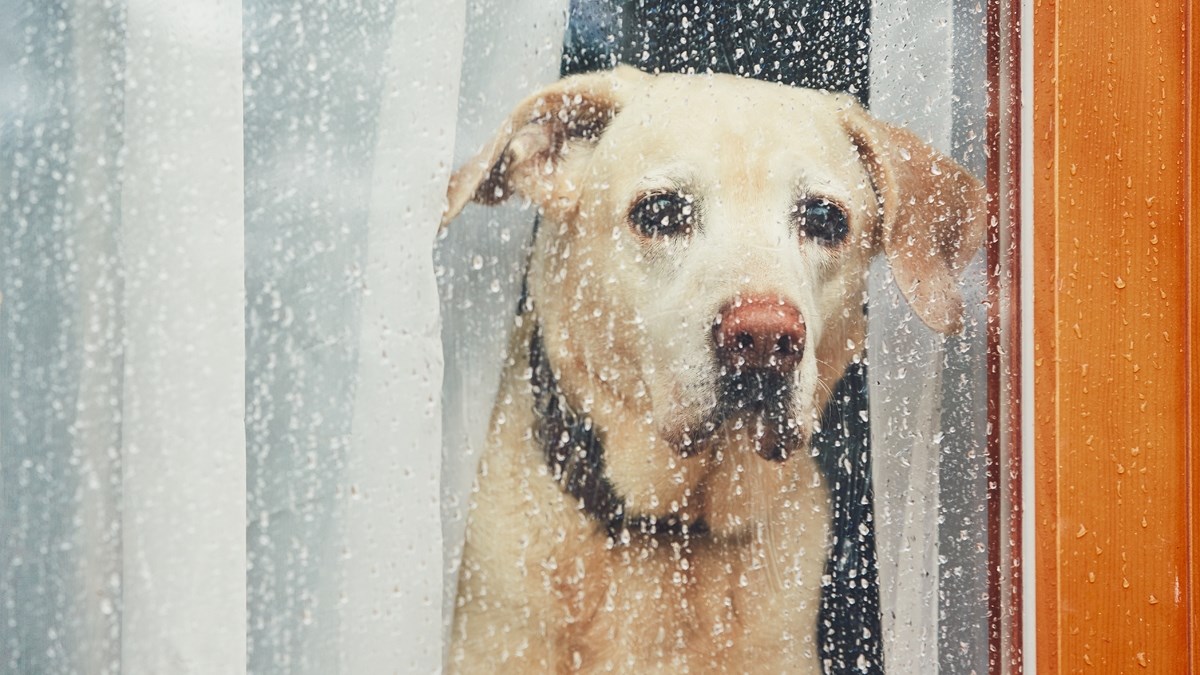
527,324 -> 708,542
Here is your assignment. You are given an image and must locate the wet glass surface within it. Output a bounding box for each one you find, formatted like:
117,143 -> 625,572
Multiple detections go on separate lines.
0,1 -> 1016,672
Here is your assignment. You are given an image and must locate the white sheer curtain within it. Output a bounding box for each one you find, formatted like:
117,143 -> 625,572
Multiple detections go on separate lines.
119,1 -> 246,671
2,1 -> 247,671
340,0 -> 464,670
2,1 -> 463,671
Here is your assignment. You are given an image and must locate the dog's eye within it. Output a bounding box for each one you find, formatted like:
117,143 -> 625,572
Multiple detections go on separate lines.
629,192 -> 695,238
797,198 -> 849,246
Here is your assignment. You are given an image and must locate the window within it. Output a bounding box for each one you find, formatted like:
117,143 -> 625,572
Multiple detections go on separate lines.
5,0 -> 1196,673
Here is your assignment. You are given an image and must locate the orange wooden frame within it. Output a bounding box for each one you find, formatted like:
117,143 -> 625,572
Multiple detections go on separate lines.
1191,0 -> 1200,668
1034,0 -> 1199,672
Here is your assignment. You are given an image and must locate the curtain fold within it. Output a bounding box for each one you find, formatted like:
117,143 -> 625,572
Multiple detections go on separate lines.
242,1 -> 404,670
339,0 -> 464,669
65,1 -> 126,671
119,1 -> 246,671
2,2 -> 103,671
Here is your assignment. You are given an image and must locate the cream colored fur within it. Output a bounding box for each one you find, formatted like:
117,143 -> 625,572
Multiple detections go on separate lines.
439,67 -> 984,674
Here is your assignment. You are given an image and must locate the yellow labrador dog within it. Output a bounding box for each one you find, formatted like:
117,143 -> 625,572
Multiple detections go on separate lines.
440,66 -> 983,674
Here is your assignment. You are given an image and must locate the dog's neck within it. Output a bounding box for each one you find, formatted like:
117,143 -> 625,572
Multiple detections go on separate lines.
527,321 -> 709,542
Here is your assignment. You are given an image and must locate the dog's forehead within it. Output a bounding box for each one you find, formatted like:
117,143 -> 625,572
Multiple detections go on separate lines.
597,73 -> 863,193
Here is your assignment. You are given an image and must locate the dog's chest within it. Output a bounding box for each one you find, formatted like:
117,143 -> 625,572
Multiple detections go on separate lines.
452,345 -> 826,673
543,534 -> 823,674
456,436 -> 825,673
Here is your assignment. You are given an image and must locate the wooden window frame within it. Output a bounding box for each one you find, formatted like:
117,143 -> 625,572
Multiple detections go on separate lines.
1032,0 -> 1200,671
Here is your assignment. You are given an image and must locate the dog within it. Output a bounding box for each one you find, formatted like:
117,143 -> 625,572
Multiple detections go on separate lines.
438,66 -> 984,674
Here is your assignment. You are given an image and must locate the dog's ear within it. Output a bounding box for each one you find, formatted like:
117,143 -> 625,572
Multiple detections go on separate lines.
440,67 -> 645,229
841,104 -> 987,334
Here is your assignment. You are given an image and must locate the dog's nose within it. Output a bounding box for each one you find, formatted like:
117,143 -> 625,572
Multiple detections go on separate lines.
712,296 -> 806,372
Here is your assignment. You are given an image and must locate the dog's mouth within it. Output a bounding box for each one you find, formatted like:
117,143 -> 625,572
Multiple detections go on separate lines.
671,368 -> 807,462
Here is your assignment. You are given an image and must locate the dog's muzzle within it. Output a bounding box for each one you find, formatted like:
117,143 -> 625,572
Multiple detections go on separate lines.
679,295 -> 809,462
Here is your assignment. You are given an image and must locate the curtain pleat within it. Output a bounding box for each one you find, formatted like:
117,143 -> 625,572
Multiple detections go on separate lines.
119,1 -> 247,672
339,0 -> 464,668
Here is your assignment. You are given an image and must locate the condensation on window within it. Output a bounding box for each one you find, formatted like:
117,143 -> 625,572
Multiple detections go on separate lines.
0,0 -> 1019,673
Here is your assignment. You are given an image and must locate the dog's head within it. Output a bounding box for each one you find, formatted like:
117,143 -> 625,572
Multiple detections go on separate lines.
442,67 -> 984,536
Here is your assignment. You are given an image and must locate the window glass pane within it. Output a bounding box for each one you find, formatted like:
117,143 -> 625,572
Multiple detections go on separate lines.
0,0 -> 1020,671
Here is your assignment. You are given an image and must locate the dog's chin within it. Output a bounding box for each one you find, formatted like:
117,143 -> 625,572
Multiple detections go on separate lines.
652,376 -> 815,541
689,408 -> 814,542
667,409 -> 807,462
626,409 -> 811,544
665,371 -> 809,463
663,412 -> 724,458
